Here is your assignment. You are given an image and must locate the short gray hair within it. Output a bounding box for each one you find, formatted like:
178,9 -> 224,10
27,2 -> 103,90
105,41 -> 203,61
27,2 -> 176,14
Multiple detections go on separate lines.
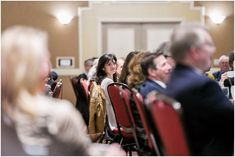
170,23 -> 209,62
219,55 -> 229,63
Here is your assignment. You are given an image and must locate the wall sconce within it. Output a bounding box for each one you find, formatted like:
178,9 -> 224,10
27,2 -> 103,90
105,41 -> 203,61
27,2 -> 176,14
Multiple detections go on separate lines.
209,12 -> 226,25
56,12 -> 73,25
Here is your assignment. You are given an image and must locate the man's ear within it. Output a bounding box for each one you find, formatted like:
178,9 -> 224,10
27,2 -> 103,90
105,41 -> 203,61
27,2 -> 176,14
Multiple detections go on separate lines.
148,67 -> 155,77
189,47 -> 200,60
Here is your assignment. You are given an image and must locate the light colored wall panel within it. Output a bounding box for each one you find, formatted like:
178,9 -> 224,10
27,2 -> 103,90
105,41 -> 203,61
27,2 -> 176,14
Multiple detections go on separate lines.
107,28 -> 135,57
144,23 -> 179,52
79,1 -> 203,63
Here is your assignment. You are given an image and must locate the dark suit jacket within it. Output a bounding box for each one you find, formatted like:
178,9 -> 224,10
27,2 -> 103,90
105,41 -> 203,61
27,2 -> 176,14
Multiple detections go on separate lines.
139,79 -> 165,99
213,70 -> 224,81
224,77 -> 234,99
165,64 -> 234,156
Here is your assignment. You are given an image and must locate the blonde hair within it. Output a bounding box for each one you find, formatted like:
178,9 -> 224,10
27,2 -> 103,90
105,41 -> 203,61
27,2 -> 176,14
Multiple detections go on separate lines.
127,52 -> 145,89
2,26 -> 49,115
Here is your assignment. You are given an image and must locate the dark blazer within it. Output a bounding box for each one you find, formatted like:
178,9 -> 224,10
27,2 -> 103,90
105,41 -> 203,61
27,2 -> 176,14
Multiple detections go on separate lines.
165,64 -> 234,155
213,70 -> 224,81
224,77 -> 234,99
139,79 -> 165,99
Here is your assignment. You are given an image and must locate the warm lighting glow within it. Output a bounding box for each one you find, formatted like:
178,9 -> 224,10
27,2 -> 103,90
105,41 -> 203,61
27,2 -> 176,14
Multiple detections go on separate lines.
56,12 -> 73,25
209,12 -> 226,24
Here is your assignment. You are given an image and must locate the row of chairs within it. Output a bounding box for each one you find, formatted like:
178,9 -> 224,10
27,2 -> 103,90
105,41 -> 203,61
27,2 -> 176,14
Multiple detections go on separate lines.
69,77 -> 190,155
107,82 -> 190,156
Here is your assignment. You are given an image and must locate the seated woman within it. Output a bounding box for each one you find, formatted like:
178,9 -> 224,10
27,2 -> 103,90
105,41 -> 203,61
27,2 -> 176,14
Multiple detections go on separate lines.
119,51 -> 140,84
96,54 -> 118,137
127,51 -> 146,89
1,26 -> 124,156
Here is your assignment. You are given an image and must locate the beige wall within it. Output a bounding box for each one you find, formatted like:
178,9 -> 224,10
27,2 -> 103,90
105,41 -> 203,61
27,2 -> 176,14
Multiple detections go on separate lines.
2,1 -> 234,104
2,1 -> 88,105
80,1 -> 203,60
195,1 -> 234,64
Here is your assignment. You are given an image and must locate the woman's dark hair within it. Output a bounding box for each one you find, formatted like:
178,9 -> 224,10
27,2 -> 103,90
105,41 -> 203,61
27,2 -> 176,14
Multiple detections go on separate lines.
229,52 -> 234,70
118,51 -> 140,84
96,53 -> 117,84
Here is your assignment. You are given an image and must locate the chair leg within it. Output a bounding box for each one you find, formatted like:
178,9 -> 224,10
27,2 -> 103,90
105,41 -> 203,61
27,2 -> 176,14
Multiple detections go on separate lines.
129,149 -> 132,156
125,147 -> 132,156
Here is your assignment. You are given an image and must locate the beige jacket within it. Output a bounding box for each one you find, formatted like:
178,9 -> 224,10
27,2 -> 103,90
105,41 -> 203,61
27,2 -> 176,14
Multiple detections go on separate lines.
88,81 -> 106,142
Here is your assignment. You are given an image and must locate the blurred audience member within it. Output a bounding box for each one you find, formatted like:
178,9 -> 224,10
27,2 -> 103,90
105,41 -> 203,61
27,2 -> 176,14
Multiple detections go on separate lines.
228,52 -> 234,70
156,41 -> 175,68
47,71 -> 58,91
223,52 -> 234,99
79,57 -> 97,80
204,56 -> 215,80
127,52 -> 145,89
213,55 -> 230,81
116,57 -> 125,82
87,58 -> 99,83
1,26 -> 124,156
74,58 -> 97,125
166,23 -> 234,155
119,51 -> 139,84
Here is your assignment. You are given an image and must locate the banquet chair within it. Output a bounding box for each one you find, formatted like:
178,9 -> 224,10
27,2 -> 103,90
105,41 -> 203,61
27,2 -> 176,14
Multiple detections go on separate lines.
131,88 -> 161,155
145,91 -> 190,156
107,82 -> 136,155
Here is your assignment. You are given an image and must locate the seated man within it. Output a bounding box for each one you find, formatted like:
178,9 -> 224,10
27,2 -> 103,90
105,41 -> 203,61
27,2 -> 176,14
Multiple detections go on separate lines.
213,55 -> 230,81
129,52 -> 172,155
79,58 -> 97,80
166,23 -> 233,155
139,52 -> 172,99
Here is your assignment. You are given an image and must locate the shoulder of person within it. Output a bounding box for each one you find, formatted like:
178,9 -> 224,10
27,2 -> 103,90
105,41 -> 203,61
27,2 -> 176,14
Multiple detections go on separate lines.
101,77 -> 114,86
39,95 -> 75,114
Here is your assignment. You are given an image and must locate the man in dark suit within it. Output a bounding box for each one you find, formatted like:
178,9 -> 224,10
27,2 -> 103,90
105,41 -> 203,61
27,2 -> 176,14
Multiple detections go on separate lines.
139,52 -> 172,99
165,24 -> 234,155
131,52 -> 172,155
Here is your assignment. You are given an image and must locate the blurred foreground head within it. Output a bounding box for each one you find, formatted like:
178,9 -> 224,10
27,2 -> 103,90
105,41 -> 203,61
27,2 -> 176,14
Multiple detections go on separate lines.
2,26 -> 50,107
170,23 -> 216,72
